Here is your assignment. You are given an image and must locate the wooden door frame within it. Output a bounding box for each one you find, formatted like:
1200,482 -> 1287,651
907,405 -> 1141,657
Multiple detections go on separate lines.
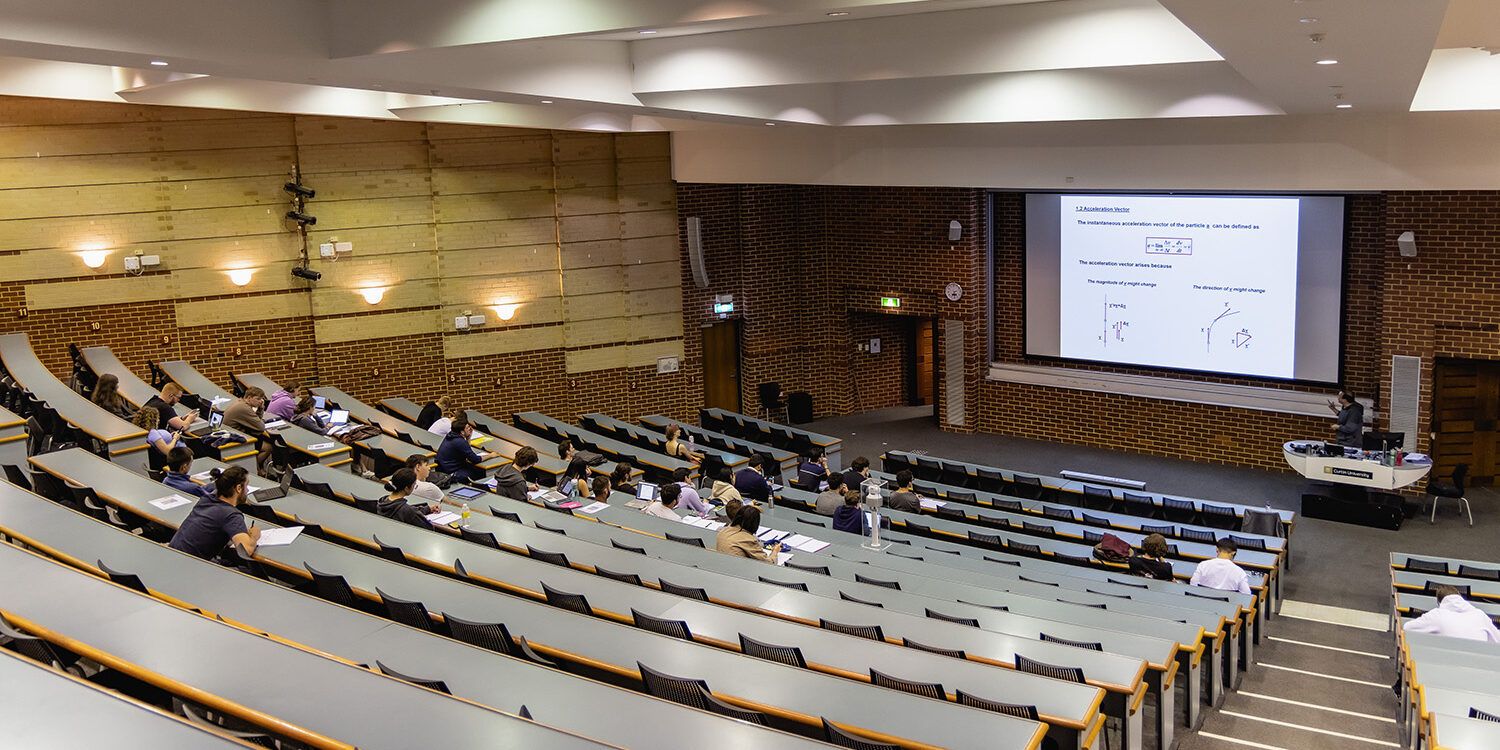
701,319 -> 743,413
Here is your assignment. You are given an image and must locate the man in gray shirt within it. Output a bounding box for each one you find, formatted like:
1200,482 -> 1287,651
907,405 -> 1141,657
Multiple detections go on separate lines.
814,473 -> 847,515
886,469 -> 921,513
1329,391 -> 1364,446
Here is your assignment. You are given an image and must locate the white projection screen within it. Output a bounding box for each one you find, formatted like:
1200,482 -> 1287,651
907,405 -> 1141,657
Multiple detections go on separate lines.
1024,193 -> 1345,383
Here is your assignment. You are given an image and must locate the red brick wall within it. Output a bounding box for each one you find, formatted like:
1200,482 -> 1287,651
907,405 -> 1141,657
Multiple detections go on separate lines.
848,312 -> 910,411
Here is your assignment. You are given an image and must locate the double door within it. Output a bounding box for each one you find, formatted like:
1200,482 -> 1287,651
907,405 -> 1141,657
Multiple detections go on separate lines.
1432,358 -> 1500,486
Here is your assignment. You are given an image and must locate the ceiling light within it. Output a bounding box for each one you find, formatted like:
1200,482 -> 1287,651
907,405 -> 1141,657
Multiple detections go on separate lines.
1298,17 -> 1319,23
1316,59 -> 1339,65
149,60 -> 169,67
827,11 -> 849,16
359,287 -> 386,305
540,100 -> 553,104
226,269 -> 254,287
1336,103 -> 1353,109
78,249 -> 110,269
764,122 -> 776,126
638,29 -> 657,35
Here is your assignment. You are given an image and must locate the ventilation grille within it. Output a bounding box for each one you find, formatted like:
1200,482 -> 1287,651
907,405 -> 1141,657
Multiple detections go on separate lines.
944,319 -> 966,427
1390,355 -> 1421,450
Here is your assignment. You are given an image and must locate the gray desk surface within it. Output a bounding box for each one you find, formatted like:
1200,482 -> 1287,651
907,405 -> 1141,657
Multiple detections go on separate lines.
378,396 -> 425,423
885,450 -> 1295,526
368,396 -> 570,475
155,361 -> 348,462
868,468 -> 1285,553
314,389 -> 503,471
28,449 -> 1049,750
0,332 -> 143,445
583,412 -> 747,469
159,360 -> 232,403
1422,687 -> 1500,738
0,543 -> 612,750
0,648 -> 252,749
466,410 -> 632,479
703,408 -> 842,451
1391,552 -> 1500,576
517,411 -> 695,476
1432,711 -> 1500,750
233,371 -> 283,396
1394,570 -> 1500,602
81,346 -> 193,419
640,415 -> 797,468
0,482 -> 829,750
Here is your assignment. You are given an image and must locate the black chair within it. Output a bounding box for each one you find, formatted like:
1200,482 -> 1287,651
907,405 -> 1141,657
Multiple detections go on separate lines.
1087,588 -> 1132,600
659,578 -> 710,601
1040,633 -> 1103,651
786,561 -> 830,576
171,698 -> 282,747
822,718 -> 899,750
1007,541 -> 1041,555
1404,558 -> 1450,574
376,661 -> 450,694
870,669 -> 944,700
1022,521 -> 1051,535
535,522 -> 567,535
526,546 -> 570,568
1162,497 -> 1197,524
1059,599 -> 1107,610
955,690 -> 1040,721
1470,707 -> 1500,723
694,685 -> 768,725
354,497 -> 380,514
300,481 -> 336,501
1185,590 -> 1230,602
459,527 -> 501,549
1140,523 -> 1174,537
1019,575 -> 1058,586
1427,464 -> 1472,525
441,613 -> 556,666
541,582 -> 592,615
632,609 -> 692,640
97,560 -> 149,594
819,619 -> 883,641
611,539 -> 647,555
759,576 -> 808,591
595,566 -> 642,586
797,516 -> 829,529
913,456 -> 944,483
1201,503 -> 1239,530
1083,530 -> 1104,544
924,608 -> 979,627
1009,475 -> 1043,499
839,591 -> 884,608
1015,654 -> 1085,683
0,614 -> 81,673
304,564 -> 359,608
638,663 -> 766,724
992,498 -> 1024,512
738,633 -> 806,668
975,467 -> 1006,494
1458,565 -> 1500,581
1054,553 -> 1092,566
292,517 -> 327,540
665,531 -> 705,547
854,573 -> 900,590
968,530 -> 1004,551
377,588 -> 436,632
1080,512 -> 1112,528
1425,581 -> 1471,598
1082,485 -> 1114,511
945,490 -> 977,504
1180,527 -> 1217,544
372,535 -> 407,565
1229,534 -> 1267,551
903,520 -> 931,536
756,382 -> 786,422
490,508 -> 522,524
1107,577 -> 1151,589
902,638 -> 967,659
935,505 -> 969,522
2,464 -> 31,490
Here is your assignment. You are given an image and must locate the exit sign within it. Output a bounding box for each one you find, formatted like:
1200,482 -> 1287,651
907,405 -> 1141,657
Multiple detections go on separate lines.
880,296 -> 901,308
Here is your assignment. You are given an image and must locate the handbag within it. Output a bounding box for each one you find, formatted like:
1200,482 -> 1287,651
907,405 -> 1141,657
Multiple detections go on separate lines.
1092,532 -> 1131,563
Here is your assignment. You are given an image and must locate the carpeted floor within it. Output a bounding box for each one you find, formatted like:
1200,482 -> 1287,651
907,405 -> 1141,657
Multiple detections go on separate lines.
805,406 -> 1500,614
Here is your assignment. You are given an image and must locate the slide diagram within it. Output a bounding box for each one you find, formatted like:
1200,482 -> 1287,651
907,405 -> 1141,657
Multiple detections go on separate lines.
1101,296 -> 1129,347
1202,304 -> 1249,353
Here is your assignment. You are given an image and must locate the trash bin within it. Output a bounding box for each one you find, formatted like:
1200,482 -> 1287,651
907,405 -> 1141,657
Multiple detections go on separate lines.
787,391 -> 814,424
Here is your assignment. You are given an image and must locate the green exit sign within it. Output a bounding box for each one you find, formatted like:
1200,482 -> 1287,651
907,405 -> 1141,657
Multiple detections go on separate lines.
880,296 -> 901,308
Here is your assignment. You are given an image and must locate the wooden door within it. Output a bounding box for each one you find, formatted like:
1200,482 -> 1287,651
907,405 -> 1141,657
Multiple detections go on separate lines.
912,318 -> 935,407
701,320 -> 742,413
1432,359 -> 1500,486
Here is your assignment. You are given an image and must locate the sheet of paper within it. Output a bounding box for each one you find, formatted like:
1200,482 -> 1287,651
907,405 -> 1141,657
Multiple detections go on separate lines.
919,498 -> 946,509
264,419 -> 287,429
307,442 -> 337,451
577,502 -> 610,515
793,538 -> 830,553
705,520 -> 726,531
255,526 -> 303,547
775,551 -> 794,566
757,528 -> 790,542
190,472 -> 214,483
527,488 -> 549,500
247,485 -> 266,494
425,511 -> 460,526
148,494 -> 194,511
782,533 -> 814,548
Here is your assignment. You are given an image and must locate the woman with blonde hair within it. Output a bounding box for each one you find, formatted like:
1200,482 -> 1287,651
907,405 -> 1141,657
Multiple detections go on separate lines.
133,407 -> 180,457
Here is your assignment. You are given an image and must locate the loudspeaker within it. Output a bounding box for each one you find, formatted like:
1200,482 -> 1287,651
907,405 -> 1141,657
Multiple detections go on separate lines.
948,220 -> 962,242
686,217 -> 709,288
1397,230 -> 1417,257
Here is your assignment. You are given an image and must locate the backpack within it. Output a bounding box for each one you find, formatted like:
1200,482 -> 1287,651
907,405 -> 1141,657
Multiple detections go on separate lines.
1092,532 -> 1131,563
575,449 -> 607,467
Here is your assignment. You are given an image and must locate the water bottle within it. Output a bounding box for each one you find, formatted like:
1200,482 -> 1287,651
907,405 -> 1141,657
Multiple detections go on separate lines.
460,502 -> 471,528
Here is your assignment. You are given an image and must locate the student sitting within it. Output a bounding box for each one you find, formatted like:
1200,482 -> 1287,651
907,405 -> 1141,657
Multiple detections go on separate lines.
709,465 -> 742,507
436,415 -> 498,483
642,483 -> 683,520
378,468 -> 441,528
415,396 -> 451,430
609,462 -> 637,495
733,456 -> 772,503
715,506 -> 775,562
796,448 -> 829,489
491,446 -> 539,501
168,466 -> 260,561
161,447 -> 211,499
662,423 -> 702,464
222,387 -> 267,434
134,408 -> 180,459
1189,537 -> 1251,595
1403,584 -> 1500,642
671,467 -> 711,516
265,383 -> 303,422
588,475 -> 612,501
404,455 -> 445,503
842,456 -> 871,494
144,382 -> 196,432
814,472 -> 847,516
91,373 -> 135,419
1128,533 -> 1174,581
885,469 -> 921,513
290,396 -> 326,434
832,490 -> 865,534
558,456 -> 593,498
428,406 -> 458,437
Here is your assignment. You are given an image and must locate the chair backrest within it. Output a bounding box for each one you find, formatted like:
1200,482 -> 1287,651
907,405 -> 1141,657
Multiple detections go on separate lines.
665,531 -> 705,547
301,481 -> 336,500
659,578 -> 710,601
738,633 -> 807,668
819,619 -> 884,641
535,522 -> 567,535
1107,577 -> 1150,589
955,691 -> 1040,720
1022,521 -> 1050,534
637,662 -> 711,709
97,560 -> 149,594
541,582 -> 592,614
2,463 -> 31,490
1185,589 -> 1230,602
992,498 -> 1023,512
459,527 -> 501,549
822,718 -> 899,750
796,516 -> 829,529
1018,574 -> 1057,586
1470,707 -> 1500,723
354,497 -> 380,514
786,560 -> 830,576
756,382 -> 782,408
442,612 -> 518,656
870,669 -> 944,700
968,530 -> 1004,549
854,573 -> 900,590
1458,565 -> 1500,581
631,609 -> 692,640
945,491 -> 976,503
1014,653 -> 1085,683
924,608 -> 980,627
1083,530 -> 1104,544
304,564 -> 358,608
1181,527 -> 1217,544
695,684 -> 768,725
1405,558 -> 1450,574
610,538 -> 647,555
372,535 -> 407,565
376,660 -> 450,694
376,587 -> 435,632
594,566 -> 642,586
489,508 -> 522,524
901,638 -> 967,659
1425,581 -> 1471,598
1080,512 -> 1111,527
0,614 -> 78,670
1007,541 -> 1041,555
1042,505 -> 1076,521
758,576 -> 808,591
1229,534 -> 1267,551
839,591 -> 885,608
1453,463 -> 1469,490
1040,633 -> 1103,651
1058,599 -> 1107,610
526,545 -> 570,568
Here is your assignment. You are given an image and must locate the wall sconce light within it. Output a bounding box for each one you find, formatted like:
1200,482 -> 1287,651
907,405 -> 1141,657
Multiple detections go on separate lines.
227,269 -> 255,287
359,287 -> 386,305
78,245 -> 110,269
493,304 -> 518,322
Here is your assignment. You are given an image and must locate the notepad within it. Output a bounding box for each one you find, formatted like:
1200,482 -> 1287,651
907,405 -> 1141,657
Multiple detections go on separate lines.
255,526 -> 304,547
703,520 -> 725,531
425,511 -> 460,526
576,501 -> 610,515
775,551 -> 794,566
190,471 -> 214,483
919,498 -> 946,509
526,488 -> 549,500
782,533 -> 814,548
792,537 -> 830,553
757,528 -> 790,542
149,494 -> 194,511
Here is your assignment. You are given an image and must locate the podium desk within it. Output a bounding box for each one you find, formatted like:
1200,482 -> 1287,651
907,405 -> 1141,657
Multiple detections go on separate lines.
1282,440 -> 1431,490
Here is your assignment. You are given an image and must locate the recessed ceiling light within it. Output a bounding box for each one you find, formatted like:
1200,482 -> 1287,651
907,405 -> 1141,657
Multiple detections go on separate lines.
1316,59 -> 1339,65
764,122 -> 776,126
1299,17 -> 1319,23
639,29 -> 658,34
149,60 -> 169,67
1336,103 -> 1352,108
540,99 -> 553,104
827,11 -> 849,16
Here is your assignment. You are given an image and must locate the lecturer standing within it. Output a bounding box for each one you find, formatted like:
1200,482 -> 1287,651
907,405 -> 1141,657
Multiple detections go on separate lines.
1328,391 -> 1364,446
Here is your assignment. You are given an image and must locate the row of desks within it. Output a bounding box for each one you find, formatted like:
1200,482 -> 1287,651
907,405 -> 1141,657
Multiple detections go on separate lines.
700,408 -> 843,470
0,333 -> 147,467
581,412 -> 748,472
29,449 -> 1052,750
516,410 -> 696,480
639,414 -> 798,473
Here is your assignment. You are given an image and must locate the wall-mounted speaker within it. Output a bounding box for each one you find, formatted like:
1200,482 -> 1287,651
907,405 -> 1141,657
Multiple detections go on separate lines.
948,220 -> 963,242
686,216 -> 709,288
1397,230 -> 1417,257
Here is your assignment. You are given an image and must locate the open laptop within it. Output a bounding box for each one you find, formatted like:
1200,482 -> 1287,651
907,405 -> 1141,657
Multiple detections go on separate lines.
327,409 -> 350,427
187,410 -> 223,436
636,482 -> 659,502
312,395 -> 326,410
247,470 -> 293,502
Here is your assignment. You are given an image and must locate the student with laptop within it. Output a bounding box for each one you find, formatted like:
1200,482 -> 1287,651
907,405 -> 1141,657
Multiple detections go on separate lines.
169,466 -> 260,561
1190,538 -> 1252,595
641,482 -> 683,520
435,416 -> 498,483
490,445 -> 539,501
290,397 -> 326,434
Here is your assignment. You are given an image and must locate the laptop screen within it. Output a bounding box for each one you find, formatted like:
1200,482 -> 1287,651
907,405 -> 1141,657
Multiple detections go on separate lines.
636,482 -> 659,501
209,411 -> 223,428
329,409 -> 349,426
313,395 -> 326,410
448,486 -> 484,500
